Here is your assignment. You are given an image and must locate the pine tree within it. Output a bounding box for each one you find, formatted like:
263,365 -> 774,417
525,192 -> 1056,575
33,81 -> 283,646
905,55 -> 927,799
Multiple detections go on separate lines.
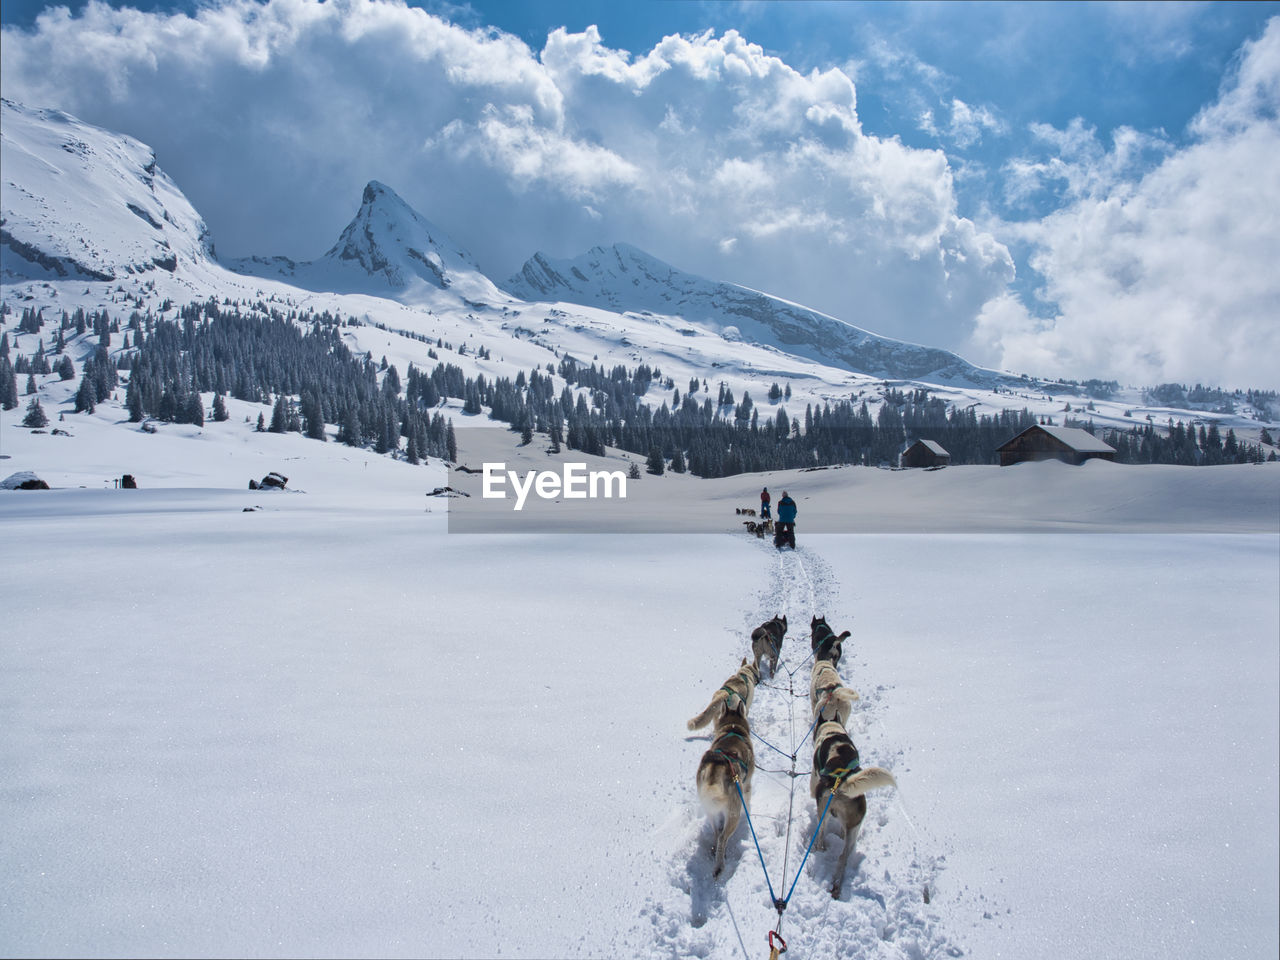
125,377 -> 144,421
256,411 -> 266,433
302,394 -> 325,440
646,445 -> 665,475
0,360 -> 17,410
25,373 -> 36,395
338,407 -> 360,446
74,377 -> 96,414
213,393 -> 229,422
269,395 -> 287,433
22,397 -> 48,428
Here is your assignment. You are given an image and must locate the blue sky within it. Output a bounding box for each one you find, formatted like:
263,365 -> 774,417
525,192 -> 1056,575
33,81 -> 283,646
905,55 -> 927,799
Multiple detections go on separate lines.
3,1 -> 1278,386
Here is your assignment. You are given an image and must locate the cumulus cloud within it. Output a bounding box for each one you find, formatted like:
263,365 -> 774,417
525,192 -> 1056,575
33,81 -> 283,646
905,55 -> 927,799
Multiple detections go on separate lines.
920,98 -> 1005,149
972,17 -> 1280,388
0,0 -> 1012,356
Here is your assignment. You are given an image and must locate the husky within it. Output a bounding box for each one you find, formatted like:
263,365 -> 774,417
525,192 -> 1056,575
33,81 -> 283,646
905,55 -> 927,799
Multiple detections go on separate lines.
810,719 -> 897,898
687,658 -> 761,731
810,658 -> 859,725
810,616 -> 851,665
696,700 -> 756,877
751,615 -> 788,676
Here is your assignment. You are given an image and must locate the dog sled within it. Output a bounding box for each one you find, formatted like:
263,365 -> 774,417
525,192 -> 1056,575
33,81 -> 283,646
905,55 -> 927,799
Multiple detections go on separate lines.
773,521 -> 796,550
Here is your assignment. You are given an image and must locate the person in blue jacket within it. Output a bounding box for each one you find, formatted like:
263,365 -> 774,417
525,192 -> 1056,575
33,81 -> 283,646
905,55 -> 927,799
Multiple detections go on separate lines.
776,491 -> 797,524
775,490 -> 797,548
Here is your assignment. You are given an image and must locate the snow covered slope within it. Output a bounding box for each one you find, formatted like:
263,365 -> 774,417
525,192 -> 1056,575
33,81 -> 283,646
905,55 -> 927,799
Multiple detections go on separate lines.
509,243 -> 997,385
3,98 -> 1275,449
230,180 -> 510,308
0,98 -> 213,282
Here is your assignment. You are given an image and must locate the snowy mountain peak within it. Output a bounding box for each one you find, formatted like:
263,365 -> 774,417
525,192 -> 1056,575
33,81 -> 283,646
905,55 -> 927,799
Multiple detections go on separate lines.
232,179 -> 504,304
508,242 -> 995,384
512,243 -> 677,301
322,180 -> 479,288
0,98 -> 213,282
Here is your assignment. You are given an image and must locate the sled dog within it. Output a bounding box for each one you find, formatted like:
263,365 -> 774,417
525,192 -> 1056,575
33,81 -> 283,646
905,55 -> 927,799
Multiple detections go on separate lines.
751,615 -> 788,676
810,616 -> 851,664
687,658 -> 761,731
810,658 -> 859,725
810,719 -> 897,898
696,700 -> 756,878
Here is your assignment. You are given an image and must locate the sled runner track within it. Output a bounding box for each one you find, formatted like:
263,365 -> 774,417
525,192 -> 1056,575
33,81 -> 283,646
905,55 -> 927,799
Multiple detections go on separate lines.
636,538 -> 965,960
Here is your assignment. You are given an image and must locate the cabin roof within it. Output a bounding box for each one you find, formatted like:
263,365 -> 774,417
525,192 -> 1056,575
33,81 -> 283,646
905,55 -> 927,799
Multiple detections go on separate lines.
998,424 -> 1116,454
907,439 -> 950,456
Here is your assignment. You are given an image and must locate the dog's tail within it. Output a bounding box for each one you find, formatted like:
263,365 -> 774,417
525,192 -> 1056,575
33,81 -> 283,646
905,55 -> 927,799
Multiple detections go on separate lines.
835,766 -> 896,799
837,630 -> 851,642
831,687 -> 860,708
687,691 -> 728,730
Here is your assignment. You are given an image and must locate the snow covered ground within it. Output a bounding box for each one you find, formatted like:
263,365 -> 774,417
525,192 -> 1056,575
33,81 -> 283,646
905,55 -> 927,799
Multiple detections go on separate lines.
2,417 -> 1277,959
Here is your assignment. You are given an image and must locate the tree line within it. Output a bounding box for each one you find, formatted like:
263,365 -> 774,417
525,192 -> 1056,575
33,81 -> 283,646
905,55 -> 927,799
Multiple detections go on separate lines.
1,300 -> 1275,472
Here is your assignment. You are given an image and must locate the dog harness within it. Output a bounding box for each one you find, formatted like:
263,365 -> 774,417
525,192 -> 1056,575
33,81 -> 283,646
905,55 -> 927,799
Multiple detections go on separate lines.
711,743 -> 751,776
821,762 -> 861,780
719,684 -> 742,707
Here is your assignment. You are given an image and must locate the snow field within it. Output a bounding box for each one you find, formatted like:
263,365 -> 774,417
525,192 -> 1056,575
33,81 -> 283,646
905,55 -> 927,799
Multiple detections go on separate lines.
2,425 -> 1277,958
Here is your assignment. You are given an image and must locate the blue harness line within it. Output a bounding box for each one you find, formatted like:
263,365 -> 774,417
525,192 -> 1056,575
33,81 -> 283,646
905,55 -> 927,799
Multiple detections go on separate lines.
727,755 -> 853,916
730,774 -> 780,907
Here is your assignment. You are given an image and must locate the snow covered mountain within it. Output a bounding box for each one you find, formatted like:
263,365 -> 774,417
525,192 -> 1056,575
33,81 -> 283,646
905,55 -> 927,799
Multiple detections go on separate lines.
0,96 -> 999,388
0,98 -> 213,282
230,180 -> 508,306
509,243 -> 991,384
5,99 -> 1276,440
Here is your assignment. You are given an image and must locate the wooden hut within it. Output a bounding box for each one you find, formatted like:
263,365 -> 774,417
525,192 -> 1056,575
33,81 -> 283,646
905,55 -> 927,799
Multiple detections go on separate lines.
997,425 -> 1116,466
901,439 -> 951,468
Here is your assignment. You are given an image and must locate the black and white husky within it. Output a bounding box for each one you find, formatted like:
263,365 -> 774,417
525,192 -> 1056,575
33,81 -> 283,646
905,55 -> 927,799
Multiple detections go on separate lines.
695,700 -> 756,878
750,615 -> 787,676
810,616 -> 851,666
810,719 -> 896,898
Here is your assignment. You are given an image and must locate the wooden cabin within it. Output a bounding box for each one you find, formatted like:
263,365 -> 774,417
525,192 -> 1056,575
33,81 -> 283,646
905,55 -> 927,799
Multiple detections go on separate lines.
901,439 -> 951,468
997,424 -> 1116,466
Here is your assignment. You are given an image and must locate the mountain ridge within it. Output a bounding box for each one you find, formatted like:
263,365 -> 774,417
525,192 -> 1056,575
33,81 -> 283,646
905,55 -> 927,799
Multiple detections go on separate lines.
0,98 -> 213,283
507,242 -> 996,385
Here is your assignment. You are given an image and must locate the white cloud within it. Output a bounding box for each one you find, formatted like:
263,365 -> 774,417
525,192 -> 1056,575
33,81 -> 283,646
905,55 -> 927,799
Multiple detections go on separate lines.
1,0 -> 1010,358
973,17 -> 1280,388
920,98 -> 1004,149
947,98 -> 1004,148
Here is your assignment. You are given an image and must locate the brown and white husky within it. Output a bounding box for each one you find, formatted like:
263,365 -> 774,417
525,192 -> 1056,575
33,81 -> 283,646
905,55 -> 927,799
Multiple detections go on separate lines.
687,658 -> 760,731
695,700 -> 756,877
810,658 -> 859,725
810,719 -> 896,898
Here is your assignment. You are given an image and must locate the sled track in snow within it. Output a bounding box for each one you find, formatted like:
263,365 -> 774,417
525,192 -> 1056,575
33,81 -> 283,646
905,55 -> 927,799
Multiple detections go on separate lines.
636,538 -> 964,960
